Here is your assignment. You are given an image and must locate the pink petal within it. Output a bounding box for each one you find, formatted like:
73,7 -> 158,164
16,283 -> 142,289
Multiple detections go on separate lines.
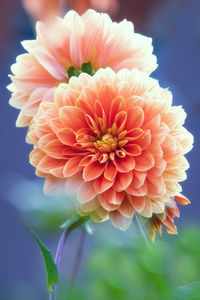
129,195 -> 146,212
78,181 -> 97,203
109,211 -> 132,231
59,106 -> 86,131
118,197 -> 135,218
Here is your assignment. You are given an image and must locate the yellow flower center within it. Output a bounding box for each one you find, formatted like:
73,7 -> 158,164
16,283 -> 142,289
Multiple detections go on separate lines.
94,133 -> 118,153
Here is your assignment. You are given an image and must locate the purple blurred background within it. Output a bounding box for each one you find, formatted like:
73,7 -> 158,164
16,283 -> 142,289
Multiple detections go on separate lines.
0,0 -> 199,298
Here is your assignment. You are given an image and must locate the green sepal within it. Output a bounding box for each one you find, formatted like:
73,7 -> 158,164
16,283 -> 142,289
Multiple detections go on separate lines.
60,215 -> 90,232
67,66 -> 81,79
81,61 -> 94,76
31,230 -> 58,293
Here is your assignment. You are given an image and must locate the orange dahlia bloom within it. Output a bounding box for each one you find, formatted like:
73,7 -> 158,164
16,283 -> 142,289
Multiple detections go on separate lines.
8,9 -> 157,127
146,194 -> 190,242
27,68 -> 193,230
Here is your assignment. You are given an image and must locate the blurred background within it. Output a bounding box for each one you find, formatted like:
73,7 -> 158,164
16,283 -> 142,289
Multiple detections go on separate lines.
0,0 -> 200,299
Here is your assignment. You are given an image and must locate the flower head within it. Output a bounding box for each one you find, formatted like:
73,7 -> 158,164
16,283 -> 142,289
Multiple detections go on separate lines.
22,0 -> 119,22
8,9 -> 157,126
27,68 -> 193,230
67,0 -> 119,15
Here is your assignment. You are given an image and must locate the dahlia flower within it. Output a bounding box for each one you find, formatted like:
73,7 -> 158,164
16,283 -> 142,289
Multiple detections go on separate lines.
8,9 -> 157,127
26,68 -> 193,230
22,0 -> 118,22
145,194 -> 190,242
22,0 -> 60,22
67,0 -> 119,15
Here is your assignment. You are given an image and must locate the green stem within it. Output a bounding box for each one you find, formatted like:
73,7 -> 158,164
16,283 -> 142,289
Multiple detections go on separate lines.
49,292 -> 53,300
54,216 -> 89,300
70,229 -> 86,289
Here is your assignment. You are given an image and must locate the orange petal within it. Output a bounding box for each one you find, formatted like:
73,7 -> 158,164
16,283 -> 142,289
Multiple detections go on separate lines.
109,95 -> 126,126
114,111 -> 127,133
129,195 -> 146,212
98,194 -> 119,211
29,148 -> 45,167
126,182 -> 147,196
126,128 -> 144,141
76,127 -> 96,142
162,216 -> 177,233
80,154 -> 97,167
57,128 -> 76,145
126,106 -> 144,129
148,158 -> 166,177
124,144 -> 142,156
147,175 -> 164,197
113,156 -> 135,173
134,150 -> 155,171
128,170 -> 146,189
174,193 -> 191,205
59,106 -> 86,131
83,160 -> 105,181
85,114 -> 100,134
44,139 -> 66,159
38,133 -> 57,148
102,188 -> 124,205
37,154 -> 62,173
63,156 -> 82,177
104,161 -> 117,181
49,117 -> 63,132
142,198 -> 152,217
93,174 -> 114,194
134,130 -> 151,150
112,171 -> 133,192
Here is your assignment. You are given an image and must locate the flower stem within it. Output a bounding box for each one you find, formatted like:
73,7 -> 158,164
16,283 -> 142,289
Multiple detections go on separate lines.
53,216 -> 89,300
49,292 -> 53,300
69,229 -> 86,290
135,214 -> 151,248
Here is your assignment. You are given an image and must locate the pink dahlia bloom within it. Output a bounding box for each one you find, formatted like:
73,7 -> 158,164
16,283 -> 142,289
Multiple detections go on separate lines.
22,0 -> 60,22
67,0 -> 119,15
22,0 -> 118,22
8,9 -> 157,127
26,68 -> 193,230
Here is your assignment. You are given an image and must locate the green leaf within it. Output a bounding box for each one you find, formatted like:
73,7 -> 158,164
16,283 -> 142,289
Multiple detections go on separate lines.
176,281 -> 200,300
60,215 -> 89,232
31,230 -> 58,293
81,62 -> 94,76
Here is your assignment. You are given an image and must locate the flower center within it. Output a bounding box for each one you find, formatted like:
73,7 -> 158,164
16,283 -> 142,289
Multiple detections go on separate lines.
94,133 -> 118,153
